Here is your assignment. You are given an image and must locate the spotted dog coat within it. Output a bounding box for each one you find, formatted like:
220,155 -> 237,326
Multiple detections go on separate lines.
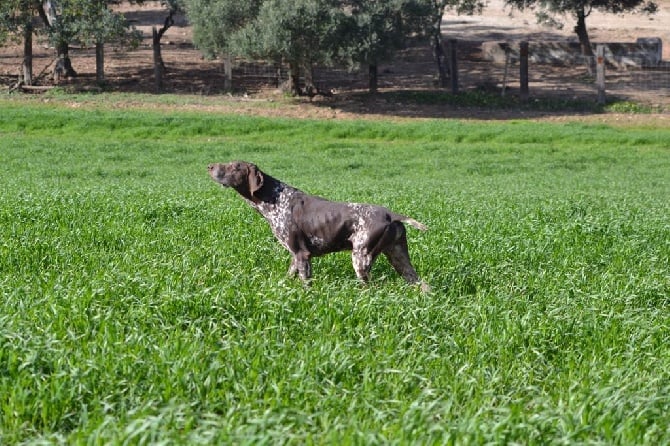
208,161 -> 428,288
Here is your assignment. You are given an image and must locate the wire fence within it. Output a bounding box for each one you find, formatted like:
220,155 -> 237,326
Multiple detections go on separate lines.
231,39 -> 670,107
471,40 -> 670,105
605,63 -> 670,105
3,35 -> 668,107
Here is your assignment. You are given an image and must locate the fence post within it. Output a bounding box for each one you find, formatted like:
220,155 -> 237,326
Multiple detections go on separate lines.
596,44 -> 606,105
223,54 -> 233,92
448,39 -> 458,94
95,42 -> 105,84
519,41 -> 529,101
502,44 -> 510,97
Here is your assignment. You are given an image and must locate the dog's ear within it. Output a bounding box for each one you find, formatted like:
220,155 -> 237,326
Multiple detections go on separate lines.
247,164 -> 264,197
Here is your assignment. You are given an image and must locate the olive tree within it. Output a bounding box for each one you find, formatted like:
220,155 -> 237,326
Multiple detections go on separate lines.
1,0 -> 44,85
229,0 -> 345,95
75,1 -> 140,83
185,0 -> 262,91
337,0 -> 434,92
187,0 -> 347,95
40,0 -> 139,82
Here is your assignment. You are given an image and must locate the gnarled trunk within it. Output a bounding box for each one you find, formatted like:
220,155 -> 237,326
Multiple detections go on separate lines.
286,60 -> 300,96
574,7 -> 593,57
41,0 -> 77,82
303,62 -> 317,96
152,26 -> 165,90
152,9 -> 175,91
574,6 -> 595,74
54,40 -> 77,83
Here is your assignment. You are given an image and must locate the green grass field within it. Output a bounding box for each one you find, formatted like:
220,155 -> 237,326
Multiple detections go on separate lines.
1,97 -> 669,444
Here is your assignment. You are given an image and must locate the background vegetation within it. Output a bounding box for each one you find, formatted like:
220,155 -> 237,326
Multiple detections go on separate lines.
1,0 -> 659,94
1,96 -> 669,443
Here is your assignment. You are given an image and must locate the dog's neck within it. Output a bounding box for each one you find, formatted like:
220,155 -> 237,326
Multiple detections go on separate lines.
254,175 -> 284,204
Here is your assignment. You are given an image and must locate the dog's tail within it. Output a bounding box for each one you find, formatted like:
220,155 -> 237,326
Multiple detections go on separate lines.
392,213 -> 428,231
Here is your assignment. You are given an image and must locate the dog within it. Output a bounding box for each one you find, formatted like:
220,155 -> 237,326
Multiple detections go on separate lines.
208,161 -> 428,290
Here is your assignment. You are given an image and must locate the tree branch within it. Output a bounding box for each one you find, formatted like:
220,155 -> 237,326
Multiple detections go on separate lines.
156,9 -> 175,41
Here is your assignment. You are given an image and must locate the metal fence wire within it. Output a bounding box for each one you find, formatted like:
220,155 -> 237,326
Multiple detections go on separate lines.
231,39 -> 670,106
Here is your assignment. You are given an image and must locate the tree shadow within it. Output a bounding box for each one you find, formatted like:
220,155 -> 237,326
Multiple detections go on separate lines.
306,89 -> 606,121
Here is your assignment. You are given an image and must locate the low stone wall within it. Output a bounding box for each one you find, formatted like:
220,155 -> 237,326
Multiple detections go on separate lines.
481,38 -> 663,68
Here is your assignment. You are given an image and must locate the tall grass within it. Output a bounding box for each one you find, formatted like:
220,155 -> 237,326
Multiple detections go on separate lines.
1,99 -> 669,444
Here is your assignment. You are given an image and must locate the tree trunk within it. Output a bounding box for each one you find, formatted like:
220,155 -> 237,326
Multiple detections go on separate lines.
287,60 -> 300,96
39,0 -> 75,82
42,0 -> 58,26
368,64 -> 378,93
22,22 -> 33,86
95,41 -> 105,84
574,7 -> 593,57
303,62 -> 317,96
152,26 -> 165,91
54,40 -> 77,83
152,10 -> 175,91
574,6 -> 595,74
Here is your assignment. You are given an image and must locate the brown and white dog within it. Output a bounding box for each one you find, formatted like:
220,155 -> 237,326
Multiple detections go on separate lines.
208,161 -> 428,290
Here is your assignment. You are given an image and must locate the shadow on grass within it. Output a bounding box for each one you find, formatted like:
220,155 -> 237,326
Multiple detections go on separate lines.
308,89 -> 663,121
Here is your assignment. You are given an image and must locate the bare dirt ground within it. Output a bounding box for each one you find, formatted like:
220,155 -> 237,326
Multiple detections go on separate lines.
1,0 -> 669,123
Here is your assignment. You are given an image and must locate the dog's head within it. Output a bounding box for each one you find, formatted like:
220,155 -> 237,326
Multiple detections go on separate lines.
208,161 -> 264,198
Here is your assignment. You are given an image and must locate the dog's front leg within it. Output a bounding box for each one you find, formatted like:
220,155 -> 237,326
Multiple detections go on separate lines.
292,251 -> 312,283
287,257 -> 299,277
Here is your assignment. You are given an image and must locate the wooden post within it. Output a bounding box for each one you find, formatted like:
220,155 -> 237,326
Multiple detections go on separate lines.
433,35 -> 448,88
448,39 -> 458,94
596,44 -> 606,105
276,62 -> 282,88
223,54 -> 233,92
501,44 -> 510,97
95,42 -> 105,84
22,22 -> 33,86
519,41 -> 529,101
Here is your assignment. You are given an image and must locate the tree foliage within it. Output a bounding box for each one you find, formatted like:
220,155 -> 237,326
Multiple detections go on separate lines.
0,0 -> 41,44
2,0 -> 487,92
336,0 -> 433,91
186,0 -> 345,94
1,0 -> 140,80
236,0 -> 346,93
40,0 -> 138,48
72,1 -> 140,48
185,0 -> 262,58
0,0 -> 43,84
186,0 -> 441,94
